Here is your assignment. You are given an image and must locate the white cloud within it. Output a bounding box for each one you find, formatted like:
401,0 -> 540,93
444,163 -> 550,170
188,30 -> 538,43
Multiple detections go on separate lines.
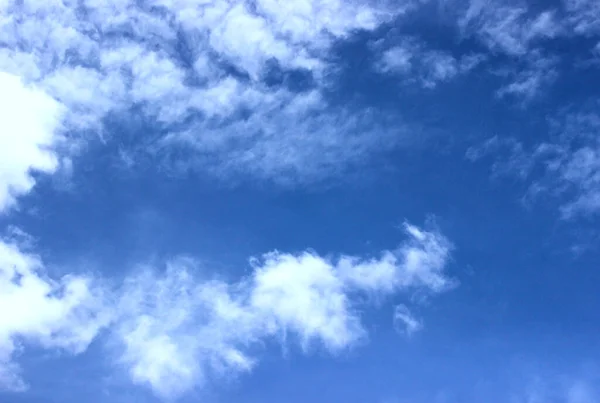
376,38 -> 485,88
565,0 -> 600,36
467,107 -> 600,218
0,0 -> 411,185
112,262 -> 256,399
110,222 -> 455,399
378,45 -> 414,73
249,252 -> 364,351
393,304 -> 423,336
150,86 -> 406,185
552,145 -> 600,218
459,4 -> 560,56
0,72 -> 65,212
496,52 -> 559,102
452,2 -> 563,100
0,237 -> 110,391
339,223 -> 454,294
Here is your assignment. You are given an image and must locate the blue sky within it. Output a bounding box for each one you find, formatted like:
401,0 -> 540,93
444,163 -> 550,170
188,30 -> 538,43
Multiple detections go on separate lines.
1,0 -> 600,402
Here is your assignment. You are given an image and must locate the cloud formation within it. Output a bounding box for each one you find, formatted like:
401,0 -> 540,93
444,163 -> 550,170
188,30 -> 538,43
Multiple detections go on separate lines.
3,0 -> 600,192
372,0 -> 600,102
467,107 -> 600,218
375,38 -> 485,88
0,221 -> 454,399
111,222 -> 454,398
0,72 -> 64,212
0,237 -> 109,391
0,0 -> 413,186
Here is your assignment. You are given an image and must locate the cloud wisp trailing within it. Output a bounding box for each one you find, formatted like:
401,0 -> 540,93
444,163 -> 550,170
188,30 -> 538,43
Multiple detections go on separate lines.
467,106 -> 600,219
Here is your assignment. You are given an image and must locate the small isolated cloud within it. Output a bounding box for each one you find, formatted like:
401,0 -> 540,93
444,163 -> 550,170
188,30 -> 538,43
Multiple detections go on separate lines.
375,38 -> 485,88
496,52 -> 559,103
466,136 -> 537,179
393,304 -> 423,336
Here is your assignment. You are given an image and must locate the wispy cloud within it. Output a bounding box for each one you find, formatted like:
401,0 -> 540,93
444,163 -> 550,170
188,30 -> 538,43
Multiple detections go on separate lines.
467,106 -> 600,218
496,52 -> 559,102
375,37 -> 485,88
0,0 -> 412,186
458,4 -> 561,57
565,0 -> 600,36
371,3 -> 567,100
393,304 -> 423,336
515,376 -> 598,403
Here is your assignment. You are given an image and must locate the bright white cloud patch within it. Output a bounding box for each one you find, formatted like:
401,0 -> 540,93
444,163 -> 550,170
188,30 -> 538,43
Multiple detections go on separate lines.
0,72 -> 64,212
110,223 -> 454,399
0,237 -> 109,391
113,263 -> 254,399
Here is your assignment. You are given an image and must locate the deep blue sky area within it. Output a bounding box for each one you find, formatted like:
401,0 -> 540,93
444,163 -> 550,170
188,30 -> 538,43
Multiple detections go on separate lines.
1,0 -> 600,402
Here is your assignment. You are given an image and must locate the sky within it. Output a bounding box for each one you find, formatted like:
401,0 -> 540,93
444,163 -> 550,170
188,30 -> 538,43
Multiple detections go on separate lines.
1,0 -> 600,402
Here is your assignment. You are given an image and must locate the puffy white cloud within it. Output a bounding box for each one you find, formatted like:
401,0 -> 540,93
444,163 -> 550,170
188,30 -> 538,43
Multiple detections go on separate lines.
0,72 -> 64,212
340,223 -> 454,294
110,222 -> 454,399
112,262 -> 256,399
248,252 -> 363,351
0,237 -> 110,391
